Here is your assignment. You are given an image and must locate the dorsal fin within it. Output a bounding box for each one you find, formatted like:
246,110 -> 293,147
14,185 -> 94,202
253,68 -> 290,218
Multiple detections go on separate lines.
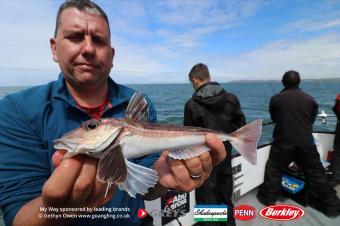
125,92 -> 149,121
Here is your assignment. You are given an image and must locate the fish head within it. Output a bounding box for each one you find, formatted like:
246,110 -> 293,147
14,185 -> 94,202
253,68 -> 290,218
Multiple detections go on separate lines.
53,118 -> 124,155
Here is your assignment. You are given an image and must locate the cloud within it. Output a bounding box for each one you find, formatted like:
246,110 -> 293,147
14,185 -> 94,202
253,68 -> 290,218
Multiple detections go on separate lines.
105,1 -> 152,38
149,0 -> 265,49
113,33 -> 340,84
154,0 -> 262,27
213,34 -> 340,81
0,0 -> 58,70
281,18 -> 340,33
0,0 -> 265,71
279,0 -> 340,33
1,0 -> 339,86
110,36 -> 169,83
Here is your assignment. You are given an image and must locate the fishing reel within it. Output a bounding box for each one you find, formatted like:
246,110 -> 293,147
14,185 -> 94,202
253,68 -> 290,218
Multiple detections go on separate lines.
318,110 -> 328,124
317,110 -> 336,124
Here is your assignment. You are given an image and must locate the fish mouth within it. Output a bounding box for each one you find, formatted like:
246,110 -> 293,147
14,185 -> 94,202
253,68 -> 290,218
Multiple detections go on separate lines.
53,138 -> 83,152
53,128 -> 122,155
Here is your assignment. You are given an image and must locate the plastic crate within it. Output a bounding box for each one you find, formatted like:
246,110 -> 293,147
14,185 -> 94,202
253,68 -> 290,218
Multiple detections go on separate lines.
281,174 -> 305,194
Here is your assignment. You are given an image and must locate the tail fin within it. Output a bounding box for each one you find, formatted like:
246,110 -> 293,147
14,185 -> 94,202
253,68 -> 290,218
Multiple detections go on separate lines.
229,119 -> 263,165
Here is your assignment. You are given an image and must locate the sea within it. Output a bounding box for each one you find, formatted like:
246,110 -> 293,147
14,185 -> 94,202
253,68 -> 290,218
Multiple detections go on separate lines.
0,79 -> 339,146
0,79 -> 339,224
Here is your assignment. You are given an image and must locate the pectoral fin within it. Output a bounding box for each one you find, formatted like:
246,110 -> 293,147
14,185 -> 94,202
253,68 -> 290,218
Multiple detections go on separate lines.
97,145 -> 127,185
168,145 -> 211,160
118,161 -> 159,198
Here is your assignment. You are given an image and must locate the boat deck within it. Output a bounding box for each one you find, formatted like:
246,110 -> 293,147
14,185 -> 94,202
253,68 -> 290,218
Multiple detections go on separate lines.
235,184 -> 340,225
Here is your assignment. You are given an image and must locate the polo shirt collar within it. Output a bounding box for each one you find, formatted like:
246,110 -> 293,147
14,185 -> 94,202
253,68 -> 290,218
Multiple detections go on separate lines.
53,73 -> 131,109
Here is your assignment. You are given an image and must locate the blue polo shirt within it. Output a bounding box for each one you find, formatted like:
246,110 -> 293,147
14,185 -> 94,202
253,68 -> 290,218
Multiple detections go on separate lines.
0,74 -> 159,226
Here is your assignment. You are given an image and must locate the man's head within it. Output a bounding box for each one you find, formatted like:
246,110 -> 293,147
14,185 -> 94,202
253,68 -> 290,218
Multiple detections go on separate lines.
282,70 -> 301,88
50,0 -> 114,91
188,63 -> 211,90
54,0 -> 110,38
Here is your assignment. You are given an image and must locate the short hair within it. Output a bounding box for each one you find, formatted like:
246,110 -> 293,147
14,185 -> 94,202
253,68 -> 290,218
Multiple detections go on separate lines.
188,63 -> 211,81
282,70 -> 301,88
54,0 -> 110,38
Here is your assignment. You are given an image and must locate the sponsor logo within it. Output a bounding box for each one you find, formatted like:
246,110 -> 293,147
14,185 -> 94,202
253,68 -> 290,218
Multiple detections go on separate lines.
194,205 -> 228,222
165,194 -> 187,209
137,208 -> 148,219
162,193 -> 188,216
161,191 -> 190,225
234,205 -> 256,221
259,205 -> 304,221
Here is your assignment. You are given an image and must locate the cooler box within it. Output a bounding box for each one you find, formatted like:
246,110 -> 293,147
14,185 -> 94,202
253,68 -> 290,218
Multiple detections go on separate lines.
281,174 -> 305,194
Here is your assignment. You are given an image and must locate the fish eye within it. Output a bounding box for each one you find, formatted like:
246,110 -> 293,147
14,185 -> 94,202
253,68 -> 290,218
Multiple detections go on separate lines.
83,119 -> 101,131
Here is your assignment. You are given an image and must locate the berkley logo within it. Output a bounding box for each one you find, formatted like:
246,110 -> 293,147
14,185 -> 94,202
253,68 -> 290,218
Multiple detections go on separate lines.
259,205 -> 304,221
234,205 -> 256,221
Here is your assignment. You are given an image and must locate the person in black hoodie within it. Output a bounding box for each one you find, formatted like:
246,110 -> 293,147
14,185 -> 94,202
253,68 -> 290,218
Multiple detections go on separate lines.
184,63 -> 246,226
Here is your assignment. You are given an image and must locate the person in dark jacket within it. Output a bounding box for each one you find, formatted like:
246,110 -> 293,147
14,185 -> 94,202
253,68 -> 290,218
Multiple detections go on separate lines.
184,63 -> 246,226
332,94 -> 340,183
257,70 -> 340,217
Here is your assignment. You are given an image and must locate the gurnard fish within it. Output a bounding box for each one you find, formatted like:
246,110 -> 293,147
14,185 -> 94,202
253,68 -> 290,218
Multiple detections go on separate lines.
54,93 -> 262,197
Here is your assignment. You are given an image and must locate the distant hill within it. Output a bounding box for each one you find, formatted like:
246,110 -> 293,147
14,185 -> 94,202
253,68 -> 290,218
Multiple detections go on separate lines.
304,78 -> 340,82
229,78 -> 340,83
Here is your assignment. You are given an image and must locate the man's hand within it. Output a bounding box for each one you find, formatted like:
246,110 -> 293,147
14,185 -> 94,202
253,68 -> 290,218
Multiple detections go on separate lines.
42,151 -> 115,208
152,133 -> 226,193
13,151 -> 116,226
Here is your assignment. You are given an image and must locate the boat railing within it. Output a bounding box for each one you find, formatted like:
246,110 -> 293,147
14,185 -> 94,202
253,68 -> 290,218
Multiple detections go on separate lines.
232,112 -> 337,158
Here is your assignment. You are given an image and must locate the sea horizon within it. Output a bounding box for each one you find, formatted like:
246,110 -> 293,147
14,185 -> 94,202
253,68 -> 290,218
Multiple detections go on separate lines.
0,77 -> 339,88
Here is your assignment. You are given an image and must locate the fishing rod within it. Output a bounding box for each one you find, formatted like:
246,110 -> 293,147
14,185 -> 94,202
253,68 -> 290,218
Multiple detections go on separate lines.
261,111 -> 337,127
262,121 -> 274,126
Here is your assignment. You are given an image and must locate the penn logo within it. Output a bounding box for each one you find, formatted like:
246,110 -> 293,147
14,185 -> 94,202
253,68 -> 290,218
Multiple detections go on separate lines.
234,205 -> 256,221
259,205 -> 304,221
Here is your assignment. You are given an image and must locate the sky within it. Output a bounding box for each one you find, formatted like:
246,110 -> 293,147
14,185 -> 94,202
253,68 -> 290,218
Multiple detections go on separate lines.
0,0 -> 340,86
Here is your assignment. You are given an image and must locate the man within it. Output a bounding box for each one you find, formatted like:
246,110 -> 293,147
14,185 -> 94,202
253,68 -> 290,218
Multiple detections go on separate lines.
0,1 -> 227,226
332,94 -> 340,183
184,63 -> 246,226
257,70 -> 340,217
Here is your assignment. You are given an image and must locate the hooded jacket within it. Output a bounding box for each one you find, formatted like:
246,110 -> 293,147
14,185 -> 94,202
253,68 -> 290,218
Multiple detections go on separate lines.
184,82 -> 246,133
184,82 -> 245,226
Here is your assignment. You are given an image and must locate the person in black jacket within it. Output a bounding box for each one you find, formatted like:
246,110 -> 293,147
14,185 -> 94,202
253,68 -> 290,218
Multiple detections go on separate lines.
257,70 -> 340,217
184,63 -> 246,226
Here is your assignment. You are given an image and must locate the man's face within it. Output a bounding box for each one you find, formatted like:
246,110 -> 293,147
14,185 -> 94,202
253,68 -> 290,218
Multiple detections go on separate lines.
50,8 -> 114,89
190,78 -> 200,91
